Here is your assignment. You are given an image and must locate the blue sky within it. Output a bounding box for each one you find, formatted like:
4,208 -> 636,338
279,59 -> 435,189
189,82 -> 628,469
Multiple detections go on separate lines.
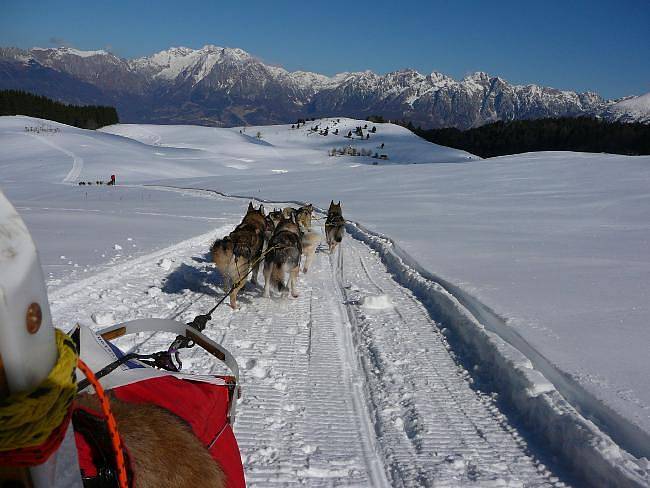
1,0 -> 648,99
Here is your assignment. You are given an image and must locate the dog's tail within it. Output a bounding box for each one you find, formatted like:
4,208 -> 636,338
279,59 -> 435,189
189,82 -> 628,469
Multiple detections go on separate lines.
334,226 -> 345,243
210,237 -> 229,260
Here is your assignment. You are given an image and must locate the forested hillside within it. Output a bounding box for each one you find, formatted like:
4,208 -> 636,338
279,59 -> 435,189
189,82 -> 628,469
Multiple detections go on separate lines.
0,90 -> 118,129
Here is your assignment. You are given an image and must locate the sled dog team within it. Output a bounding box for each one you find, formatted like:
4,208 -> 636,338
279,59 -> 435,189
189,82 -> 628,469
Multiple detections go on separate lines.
211,201 -> 345,309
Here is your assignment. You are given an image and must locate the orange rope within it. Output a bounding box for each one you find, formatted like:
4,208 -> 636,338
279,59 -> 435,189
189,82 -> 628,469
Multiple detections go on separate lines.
76,358 -> 129,488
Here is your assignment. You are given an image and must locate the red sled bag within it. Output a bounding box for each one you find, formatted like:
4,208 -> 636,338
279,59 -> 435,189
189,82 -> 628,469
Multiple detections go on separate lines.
74,319 -> 246,487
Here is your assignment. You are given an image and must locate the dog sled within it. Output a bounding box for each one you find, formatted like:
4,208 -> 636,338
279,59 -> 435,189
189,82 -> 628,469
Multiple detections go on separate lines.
0,190 -> 245,488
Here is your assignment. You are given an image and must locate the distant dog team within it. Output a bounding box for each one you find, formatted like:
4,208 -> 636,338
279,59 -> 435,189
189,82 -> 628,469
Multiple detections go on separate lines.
211,200 -> 344,308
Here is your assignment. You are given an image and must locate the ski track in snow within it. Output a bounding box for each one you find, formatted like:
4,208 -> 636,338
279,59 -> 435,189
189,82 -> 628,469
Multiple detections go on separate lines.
49,210 -> 565,487
26,132 -> 84,183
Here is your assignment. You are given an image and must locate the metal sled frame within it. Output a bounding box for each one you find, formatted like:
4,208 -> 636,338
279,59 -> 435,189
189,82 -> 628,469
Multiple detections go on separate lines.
80,318 -> 240,423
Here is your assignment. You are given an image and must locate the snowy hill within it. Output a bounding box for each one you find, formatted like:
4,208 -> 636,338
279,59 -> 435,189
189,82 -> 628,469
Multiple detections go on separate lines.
602,92 -> 650,124
2,45 -> 641,128
1,115 -> 649,486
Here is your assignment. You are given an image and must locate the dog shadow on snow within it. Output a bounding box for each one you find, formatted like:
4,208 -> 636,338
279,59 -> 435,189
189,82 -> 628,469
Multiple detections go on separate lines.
163,254 -> 259,305
162,262 -> 222,297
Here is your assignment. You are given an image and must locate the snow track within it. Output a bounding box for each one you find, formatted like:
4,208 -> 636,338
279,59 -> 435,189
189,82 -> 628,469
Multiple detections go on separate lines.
49,210 -> 571,486
336,238 -> 559,487
26,133 -> 84,182
345,224 -> 650,488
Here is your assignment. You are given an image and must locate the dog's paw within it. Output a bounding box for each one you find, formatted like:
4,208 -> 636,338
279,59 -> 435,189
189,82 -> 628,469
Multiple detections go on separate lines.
291,291 -> 300,298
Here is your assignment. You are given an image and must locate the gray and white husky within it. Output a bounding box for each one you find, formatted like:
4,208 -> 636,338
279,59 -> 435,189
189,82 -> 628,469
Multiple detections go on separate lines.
263,214 -> 303,298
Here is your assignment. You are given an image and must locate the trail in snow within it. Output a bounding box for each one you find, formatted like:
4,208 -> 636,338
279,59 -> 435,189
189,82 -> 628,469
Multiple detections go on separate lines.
335,238 -> 561,487
26,133 -> 84,182
49,214 -> 567,486
138,125 -> 162,146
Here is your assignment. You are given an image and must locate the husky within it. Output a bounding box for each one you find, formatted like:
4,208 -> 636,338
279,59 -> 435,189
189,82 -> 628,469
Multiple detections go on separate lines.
263,212 -> 275,248
282,206 -> 296,219
325,201 -> 345,253
76,393 -> 225,488
263,214 -> 303,298
295,204 -> 313,230
301,229 -> 320,274
268,208 -> 283,227
294,204 -> 319,273
211,203 -> 265,308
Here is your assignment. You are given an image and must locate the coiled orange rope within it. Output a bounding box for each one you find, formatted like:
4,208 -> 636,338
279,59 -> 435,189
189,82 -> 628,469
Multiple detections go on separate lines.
76,358 -> 129,488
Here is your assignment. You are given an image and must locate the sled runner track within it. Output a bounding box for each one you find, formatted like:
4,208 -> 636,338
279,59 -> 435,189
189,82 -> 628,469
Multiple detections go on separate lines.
25,132 -> 84,183
334,239 -> 562,487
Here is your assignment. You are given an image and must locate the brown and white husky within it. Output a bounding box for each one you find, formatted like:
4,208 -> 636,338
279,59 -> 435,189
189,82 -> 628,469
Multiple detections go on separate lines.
294,204 -> 320,273
211,203 -> 266,308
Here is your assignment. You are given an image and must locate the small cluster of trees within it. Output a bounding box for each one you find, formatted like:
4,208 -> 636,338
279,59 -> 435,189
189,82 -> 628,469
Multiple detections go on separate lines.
301,124 -> 334,136
342,125 -> 376,139
0,90 -> 119,129
24,124 -> 61,134
329,146 -> 376,157
292,117 -> 321,129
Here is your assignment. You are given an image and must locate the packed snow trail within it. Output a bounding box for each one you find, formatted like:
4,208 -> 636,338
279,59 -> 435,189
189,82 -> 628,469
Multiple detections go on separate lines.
335,237 -> 562,487
25,132 -> 84,182
49,215 -> 567,487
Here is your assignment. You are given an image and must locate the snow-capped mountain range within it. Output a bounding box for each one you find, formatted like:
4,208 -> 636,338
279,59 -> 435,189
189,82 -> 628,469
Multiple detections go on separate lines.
1,45 -> 647,128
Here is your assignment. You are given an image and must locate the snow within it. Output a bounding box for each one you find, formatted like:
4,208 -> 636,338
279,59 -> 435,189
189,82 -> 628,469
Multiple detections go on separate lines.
612,92 -> 650,112
360,294 -> 394,310
90,311 -> 115,326
131,45 -> 254,84
31,47 -> 109,58
1,114 -> 649,485
607,92 -> 650,123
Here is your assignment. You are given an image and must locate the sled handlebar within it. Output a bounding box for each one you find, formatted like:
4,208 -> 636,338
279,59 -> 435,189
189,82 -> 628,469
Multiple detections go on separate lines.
97,318 -> 240,422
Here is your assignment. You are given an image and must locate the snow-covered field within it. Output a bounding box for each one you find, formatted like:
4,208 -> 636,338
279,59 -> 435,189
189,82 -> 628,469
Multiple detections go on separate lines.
1,115 -> 649,486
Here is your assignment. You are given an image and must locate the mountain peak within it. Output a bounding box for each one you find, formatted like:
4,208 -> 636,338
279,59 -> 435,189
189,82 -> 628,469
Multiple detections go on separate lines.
428,71 -> 452,83
216,46 -> 251,60
31,46 -> 111,58
464,71 -> 492,83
